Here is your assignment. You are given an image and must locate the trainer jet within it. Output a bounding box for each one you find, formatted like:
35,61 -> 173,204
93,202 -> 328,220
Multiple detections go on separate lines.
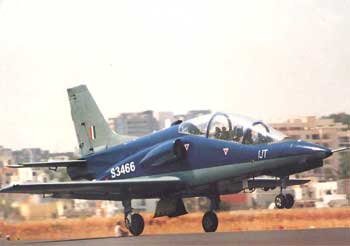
0,85 -> 347,236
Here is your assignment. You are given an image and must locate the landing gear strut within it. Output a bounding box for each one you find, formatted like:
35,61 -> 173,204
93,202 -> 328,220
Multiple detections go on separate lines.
274,177 -> 295,209
122,200 -> 144,236
202,196 -> 220,232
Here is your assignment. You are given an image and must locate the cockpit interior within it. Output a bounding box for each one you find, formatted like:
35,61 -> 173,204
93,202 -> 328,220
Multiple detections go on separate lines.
178,113 -> 287,145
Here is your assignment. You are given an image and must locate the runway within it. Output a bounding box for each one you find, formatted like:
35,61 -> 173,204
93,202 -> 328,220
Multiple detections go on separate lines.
3,228 -> 350,246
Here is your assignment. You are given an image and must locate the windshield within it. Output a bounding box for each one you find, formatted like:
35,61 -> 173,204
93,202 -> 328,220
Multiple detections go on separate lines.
178,112 -> 287,145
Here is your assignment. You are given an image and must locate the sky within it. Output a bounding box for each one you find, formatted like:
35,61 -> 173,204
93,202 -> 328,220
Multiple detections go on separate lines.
0,0 -> 350,152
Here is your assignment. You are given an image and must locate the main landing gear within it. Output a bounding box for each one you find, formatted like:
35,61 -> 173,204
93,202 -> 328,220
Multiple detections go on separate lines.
202,196 -> 220,232
122,200 -> 144,236
274,177 -> 295,209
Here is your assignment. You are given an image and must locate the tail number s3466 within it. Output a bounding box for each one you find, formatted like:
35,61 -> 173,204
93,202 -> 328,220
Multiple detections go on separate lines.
111,162 -> 136,178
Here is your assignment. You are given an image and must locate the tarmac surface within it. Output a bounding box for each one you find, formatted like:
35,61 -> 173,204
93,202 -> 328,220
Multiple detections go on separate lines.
2,228 -> 350,246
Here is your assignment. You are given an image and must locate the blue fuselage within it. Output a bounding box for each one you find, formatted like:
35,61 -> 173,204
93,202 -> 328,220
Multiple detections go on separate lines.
71,125 -> 332,191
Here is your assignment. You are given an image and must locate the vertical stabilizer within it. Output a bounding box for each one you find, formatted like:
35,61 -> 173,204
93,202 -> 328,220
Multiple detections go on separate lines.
67,85 -> 132,156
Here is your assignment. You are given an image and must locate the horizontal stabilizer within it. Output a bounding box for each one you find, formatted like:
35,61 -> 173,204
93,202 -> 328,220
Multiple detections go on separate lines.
7,160 -> 86,168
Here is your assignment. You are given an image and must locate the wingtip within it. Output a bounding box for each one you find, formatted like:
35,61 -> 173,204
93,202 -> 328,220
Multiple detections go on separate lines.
0,185 -> 12,193
6,164 -> 24,168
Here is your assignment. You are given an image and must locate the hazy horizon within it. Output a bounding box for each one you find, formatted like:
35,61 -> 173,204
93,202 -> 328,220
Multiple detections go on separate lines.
1,0 -> 350,152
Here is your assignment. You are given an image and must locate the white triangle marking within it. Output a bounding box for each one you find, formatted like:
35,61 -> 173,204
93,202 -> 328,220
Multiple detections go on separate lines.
223,147 -> 229,156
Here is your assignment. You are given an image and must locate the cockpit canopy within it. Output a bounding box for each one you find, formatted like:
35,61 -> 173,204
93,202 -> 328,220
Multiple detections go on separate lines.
178,112 -> 287,145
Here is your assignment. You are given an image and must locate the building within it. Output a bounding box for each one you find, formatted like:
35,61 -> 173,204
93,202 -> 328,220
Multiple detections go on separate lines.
69,199 -> 97,217
49,152 -> 75,161
10,148 -> 50,184
185,110 -> 212,120
15,200 -> 72,220
301,180 -> 348,207
97,199 -> 158,217
0,146 -> 77,220
173,114 -> 186,122
154,111 -> 175,129
109,110 -> 159,136
0,146 -> 14,166
172,110 -> 211,126
12,148 -> 50,164
271,116 -> 350,179
337,179 -> 350,199
0,146 -> 16,186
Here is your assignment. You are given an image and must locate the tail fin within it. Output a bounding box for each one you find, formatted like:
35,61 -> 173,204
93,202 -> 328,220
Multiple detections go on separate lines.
67,85 -> 132,156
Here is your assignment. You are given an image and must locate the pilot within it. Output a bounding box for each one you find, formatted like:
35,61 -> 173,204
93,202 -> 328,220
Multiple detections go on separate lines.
256,133 -> 273,144
242,128 -> 254,144
221,126 -> 230,140
214,127 -> 221,139
233,127 -> 243,142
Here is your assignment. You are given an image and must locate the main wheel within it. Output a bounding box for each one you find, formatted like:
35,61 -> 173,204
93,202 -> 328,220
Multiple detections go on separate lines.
202,211 -> 218,232
126,213 -> 144,236
284,194 -> 294,209
275,194 -> 286,209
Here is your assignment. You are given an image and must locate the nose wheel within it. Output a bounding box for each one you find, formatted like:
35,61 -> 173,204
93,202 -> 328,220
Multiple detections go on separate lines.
284,193 -> 294,209
275,193 -> 294,209
275,194 -> 286,209
202,211 -> 218,232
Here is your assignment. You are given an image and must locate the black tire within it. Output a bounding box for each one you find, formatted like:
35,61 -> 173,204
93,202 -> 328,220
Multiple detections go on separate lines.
128,213 -> 144,236
284,194 -> 294,209
275,194 -> 286,209
202,211 -> 218,232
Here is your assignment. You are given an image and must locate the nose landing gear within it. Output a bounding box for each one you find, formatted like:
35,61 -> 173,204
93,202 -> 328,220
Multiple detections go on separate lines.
274,177 -> 295,209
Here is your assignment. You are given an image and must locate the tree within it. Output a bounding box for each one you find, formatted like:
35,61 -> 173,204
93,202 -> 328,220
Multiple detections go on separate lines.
324,113 -> 350,129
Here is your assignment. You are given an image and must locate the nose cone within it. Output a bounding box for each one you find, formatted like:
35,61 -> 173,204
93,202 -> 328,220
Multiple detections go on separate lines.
293,141 -> 332,159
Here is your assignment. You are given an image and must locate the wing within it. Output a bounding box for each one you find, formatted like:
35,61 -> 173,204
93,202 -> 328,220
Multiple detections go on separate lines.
0,176 -> 184,200
7,160 -> 86,168
179,178 -> 310,198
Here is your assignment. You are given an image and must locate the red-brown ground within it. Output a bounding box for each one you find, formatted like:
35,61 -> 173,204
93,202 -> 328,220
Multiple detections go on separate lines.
1,207 -> 349,240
